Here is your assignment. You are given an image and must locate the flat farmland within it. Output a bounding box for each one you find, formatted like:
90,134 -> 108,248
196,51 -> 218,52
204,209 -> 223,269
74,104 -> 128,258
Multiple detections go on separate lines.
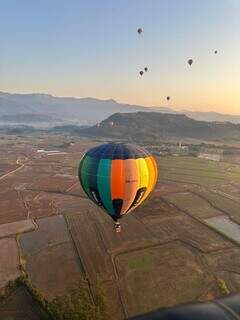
0,135 -> 89,224
115,241 -> 215,317
65,194 -> 233,318
154,180 -> 191,196
193,188 -> 240,224
0,219 -> 35,239
163,192 -> 223,219
205,248 -> 240,292
136,215 -> 231,252
0,135 -> 240,319
213,183 -> 240,202
0,238 -> 20,288
0,163 -> 18,176
158,156 -> 240,186
20,215 -> 82,299
66,210 -> 115,282
0,188 -> 27,224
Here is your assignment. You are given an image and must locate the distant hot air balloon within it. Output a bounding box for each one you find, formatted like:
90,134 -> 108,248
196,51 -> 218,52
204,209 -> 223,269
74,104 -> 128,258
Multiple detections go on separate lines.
139,71 -> 144,76
144,67 -> 148,72
78,143 -> 158,232
214,50 -> 218,54
137,28 -> 143,35
188,59 -> 193,66
166,96 -> 170,101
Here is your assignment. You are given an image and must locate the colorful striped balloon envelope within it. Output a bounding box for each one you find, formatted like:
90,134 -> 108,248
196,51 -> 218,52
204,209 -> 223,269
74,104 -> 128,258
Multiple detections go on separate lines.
78,143 -> 158,222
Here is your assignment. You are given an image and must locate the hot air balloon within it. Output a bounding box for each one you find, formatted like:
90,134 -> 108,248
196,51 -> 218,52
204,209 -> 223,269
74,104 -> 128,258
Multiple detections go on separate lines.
78,143 -> 158,232
137,28 -> 143,34
139,71 -> 144,76
144,67 -> 148,72
188,59 -> 193,66
166,96 -> 170,101
214,50 -> 218,54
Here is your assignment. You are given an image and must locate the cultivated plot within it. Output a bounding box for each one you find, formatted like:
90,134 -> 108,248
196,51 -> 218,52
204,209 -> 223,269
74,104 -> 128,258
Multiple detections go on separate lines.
163,192 -> 223,219
20,215 -> 82,298
116,241 -> 214,317
0,238 -> 20,289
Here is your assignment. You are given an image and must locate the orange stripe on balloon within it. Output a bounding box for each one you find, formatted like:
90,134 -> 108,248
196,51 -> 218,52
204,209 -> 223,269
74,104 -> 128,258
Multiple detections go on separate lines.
121,159 -> 138,215
111,159 -> 125,199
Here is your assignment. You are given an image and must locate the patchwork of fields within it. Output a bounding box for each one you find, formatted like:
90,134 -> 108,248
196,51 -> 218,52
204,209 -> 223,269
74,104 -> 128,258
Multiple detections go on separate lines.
0,135 -> 240,319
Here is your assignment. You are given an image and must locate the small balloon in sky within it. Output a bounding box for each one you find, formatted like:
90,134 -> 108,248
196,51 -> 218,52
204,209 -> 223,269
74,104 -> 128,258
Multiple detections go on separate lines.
188,59 -> 193,66
166,96 -> 170,101
144,67 -> 148,72
214,50 -> 218,54
139,70 -> 144,76
137,28 -> 143,34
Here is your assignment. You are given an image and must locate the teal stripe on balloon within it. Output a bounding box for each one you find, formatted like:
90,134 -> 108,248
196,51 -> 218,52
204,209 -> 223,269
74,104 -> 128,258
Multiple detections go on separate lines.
97,159 -> 115,216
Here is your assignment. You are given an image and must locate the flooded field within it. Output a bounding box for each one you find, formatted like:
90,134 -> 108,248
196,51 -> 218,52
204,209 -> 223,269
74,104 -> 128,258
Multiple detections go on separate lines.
205,216 -> 240,245
20,215 -> 82,298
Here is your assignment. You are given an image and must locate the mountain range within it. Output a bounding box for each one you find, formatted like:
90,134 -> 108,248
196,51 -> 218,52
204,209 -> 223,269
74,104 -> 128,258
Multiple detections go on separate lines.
0,91 -> 240,126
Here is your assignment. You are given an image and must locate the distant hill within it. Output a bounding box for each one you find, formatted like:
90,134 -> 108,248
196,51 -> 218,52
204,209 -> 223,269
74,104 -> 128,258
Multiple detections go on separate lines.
0,91 -> 239,126
81,112 -> 240,141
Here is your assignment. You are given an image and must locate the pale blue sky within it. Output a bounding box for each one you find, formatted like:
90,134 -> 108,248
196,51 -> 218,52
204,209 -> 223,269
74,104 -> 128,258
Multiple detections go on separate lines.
0,0 -> 239,114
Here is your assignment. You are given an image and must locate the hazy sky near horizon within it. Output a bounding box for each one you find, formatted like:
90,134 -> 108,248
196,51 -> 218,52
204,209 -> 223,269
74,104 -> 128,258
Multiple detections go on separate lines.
0,0 -> 239,114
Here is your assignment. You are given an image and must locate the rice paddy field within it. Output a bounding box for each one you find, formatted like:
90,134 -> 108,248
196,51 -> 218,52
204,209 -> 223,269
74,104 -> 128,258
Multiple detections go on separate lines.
158,156 -> 240,186
0,135 -> 240,319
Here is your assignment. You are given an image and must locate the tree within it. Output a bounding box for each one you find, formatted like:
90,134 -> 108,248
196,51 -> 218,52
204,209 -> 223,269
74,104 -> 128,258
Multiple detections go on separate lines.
48,280 -> 109,320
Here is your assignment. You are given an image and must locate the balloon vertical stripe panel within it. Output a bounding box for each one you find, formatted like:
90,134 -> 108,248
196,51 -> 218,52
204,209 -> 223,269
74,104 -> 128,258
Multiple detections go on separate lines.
87,156 -> 103,207
135,158 -> 150,207
121,159 -> 139,214
111,160 -> 125,200
111,159 -> 125,215
126,158 -> 148,214
79,155 -> 94,202
97,159 -> 115,217
141,157 -> 157,202
136,158 -> 149,189
150,156 -> 158,187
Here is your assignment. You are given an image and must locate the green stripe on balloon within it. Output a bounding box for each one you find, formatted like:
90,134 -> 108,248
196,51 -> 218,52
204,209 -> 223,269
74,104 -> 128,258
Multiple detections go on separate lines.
80,156 -> 94,201
97,159 -> 115,216
78,154 -> 85,187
